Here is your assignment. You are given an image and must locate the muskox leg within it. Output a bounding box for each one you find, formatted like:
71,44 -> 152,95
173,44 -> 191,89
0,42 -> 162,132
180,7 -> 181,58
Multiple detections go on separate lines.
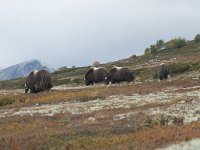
127,81 -> 133,85
106,82 -> 111,87
111,80 -> 115,84
167,75 -> 171,82
93,82 -> 98,88
25,84 -> 29,93
48,84 -> 53,90
30,89 -> 35,93
25,89 -> 29,93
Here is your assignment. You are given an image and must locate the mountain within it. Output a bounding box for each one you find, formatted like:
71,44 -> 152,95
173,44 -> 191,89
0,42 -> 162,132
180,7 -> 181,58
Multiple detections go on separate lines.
0,59 -> 55,81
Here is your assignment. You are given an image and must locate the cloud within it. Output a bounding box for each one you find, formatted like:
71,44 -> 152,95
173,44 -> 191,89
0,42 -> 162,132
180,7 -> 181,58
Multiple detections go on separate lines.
0,0 -> 200,68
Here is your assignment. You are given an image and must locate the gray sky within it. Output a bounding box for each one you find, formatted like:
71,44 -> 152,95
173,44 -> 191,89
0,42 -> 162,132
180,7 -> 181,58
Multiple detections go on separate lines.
0,0 -> 200,69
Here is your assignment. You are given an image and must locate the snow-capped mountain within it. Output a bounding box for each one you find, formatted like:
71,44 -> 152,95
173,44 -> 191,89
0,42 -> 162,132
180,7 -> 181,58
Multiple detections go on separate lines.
0,59 -> 55,81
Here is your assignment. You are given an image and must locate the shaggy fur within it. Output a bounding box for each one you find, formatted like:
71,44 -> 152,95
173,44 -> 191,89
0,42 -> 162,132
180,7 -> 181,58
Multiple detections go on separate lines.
159,63 -> 171,80
25,70 -> 53,93
109,67 -> 134,84
85,67 -> 109,86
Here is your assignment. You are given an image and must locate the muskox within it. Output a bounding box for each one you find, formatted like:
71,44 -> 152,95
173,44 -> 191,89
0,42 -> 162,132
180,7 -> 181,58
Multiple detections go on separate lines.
25,70 -> 53,93
109,67 -> 134,84
84,67 -> 110,86
159,63 -> 171,80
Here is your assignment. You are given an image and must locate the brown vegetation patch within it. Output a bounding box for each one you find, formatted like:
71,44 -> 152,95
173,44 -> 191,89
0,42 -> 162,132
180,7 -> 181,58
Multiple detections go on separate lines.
1,79 -> 198,107
0,79 -> 200,149
1,112 -> 200,150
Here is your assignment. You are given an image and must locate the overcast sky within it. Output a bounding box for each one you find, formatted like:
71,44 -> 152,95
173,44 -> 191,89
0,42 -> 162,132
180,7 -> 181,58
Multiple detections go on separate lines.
0,0 -> 200,69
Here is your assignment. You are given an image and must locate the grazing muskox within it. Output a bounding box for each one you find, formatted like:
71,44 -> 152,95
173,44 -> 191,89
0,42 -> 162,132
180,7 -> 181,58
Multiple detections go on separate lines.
84,67 -> 110,86
109,67 -> 134,84
159,63 -> 171,80
25,70 -> 53,93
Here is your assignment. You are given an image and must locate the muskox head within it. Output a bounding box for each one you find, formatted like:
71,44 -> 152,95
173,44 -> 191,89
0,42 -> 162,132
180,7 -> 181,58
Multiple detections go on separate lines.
85,67 -> 109,86
159,63 -> 170,80
109,66 -> 134,84
25,70 -> 53,93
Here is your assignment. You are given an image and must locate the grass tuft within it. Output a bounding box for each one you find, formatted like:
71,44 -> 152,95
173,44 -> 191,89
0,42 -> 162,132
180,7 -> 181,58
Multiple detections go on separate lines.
0,97 -> 16,106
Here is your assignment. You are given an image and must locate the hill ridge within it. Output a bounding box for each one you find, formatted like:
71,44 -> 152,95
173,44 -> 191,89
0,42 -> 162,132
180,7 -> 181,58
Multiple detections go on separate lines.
0,59 -> 55,81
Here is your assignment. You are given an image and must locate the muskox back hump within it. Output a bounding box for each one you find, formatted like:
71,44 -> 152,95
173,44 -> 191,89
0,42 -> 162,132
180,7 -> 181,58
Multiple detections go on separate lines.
109,67 -> 134,83
93,67 -> 109,82
38,70 -> 53,89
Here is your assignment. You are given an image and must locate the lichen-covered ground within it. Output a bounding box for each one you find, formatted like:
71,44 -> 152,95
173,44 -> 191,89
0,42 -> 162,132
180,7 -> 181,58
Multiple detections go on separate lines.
1,79 -> 200,150
156,138 -> 200,150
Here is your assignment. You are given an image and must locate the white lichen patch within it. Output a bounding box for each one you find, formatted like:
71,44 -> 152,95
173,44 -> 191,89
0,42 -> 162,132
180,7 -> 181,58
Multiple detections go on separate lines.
113,112 -> 137,121
156,138 -> 200,150
52,85 -> 90,90
84,117 -> 96,124
1,86 -> 200,125
146,90 -> 200,124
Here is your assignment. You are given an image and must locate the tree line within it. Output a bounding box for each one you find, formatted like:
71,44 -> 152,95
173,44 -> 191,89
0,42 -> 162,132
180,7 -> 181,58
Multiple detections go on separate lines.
144,33 -> 200,57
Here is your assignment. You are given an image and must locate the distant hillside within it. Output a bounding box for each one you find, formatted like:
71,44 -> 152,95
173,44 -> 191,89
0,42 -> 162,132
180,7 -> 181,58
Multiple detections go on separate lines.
46,40 -> 200,86
0,40 -> 200,89
0,60 -> 55,81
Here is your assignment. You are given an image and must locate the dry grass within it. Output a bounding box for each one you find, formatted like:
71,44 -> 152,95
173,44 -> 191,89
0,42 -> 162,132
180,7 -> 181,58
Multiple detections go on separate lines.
1,112 -> 200,150
1,40 -> 200,150
2,78 -> 198,107
1,79 -> 200,150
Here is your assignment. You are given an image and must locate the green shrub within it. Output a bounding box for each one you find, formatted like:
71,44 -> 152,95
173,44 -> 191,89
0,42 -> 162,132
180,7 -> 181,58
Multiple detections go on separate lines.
52,78 -> 71,86
144,48 -> 151,57
194,34 -> 200,42
0,97 -> 16,106
169,62 -> 200,74
156,40 -> 164,50
170,63 -> 190,74
150,44 -> 158,54
164,37 -> 186,49
176,38 -> 187,48
144,39 -> 165,55
153,70 -> 159,79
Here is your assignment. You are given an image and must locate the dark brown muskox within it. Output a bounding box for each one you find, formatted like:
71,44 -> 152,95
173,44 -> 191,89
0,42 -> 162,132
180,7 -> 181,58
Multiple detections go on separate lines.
109,67 -> 134,84
84,67 -> 110,86
25,70 -> 53,93
159,63 -> 171,80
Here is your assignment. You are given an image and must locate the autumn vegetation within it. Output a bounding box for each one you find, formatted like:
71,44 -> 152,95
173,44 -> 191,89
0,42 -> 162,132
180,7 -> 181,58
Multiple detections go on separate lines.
1,34 -> 200,149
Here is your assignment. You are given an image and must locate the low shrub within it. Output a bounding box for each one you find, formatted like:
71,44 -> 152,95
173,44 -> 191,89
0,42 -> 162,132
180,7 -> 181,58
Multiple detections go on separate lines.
170,62 -> 200,75
194,34 -> 200,42
0,97 -> 16,106
170,63 -> 190,74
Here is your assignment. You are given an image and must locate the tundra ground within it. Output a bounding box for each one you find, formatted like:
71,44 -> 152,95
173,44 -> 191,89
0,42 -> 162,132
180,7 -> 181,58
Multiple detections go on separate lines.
1,79 -> 200,150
